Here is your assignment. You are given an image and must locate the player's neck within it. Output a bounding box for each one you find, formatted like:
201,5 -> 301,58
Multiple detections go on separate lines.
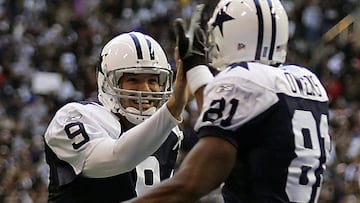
116,113 -> 136,131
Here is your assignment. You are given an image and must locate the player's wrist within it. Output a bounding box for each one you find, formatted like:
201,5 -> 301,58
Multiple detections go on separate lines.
166,98 -> 184,123
182,54 -> 206,71
186,65 -> 214,94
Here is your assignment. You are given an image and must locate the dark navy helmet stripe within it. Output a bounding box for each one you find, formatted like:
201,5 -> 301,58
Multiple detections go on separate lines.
145,38 -> 155,60
129,33 -> 143,59
267,0 -> 276,60
254,0 -> 264,60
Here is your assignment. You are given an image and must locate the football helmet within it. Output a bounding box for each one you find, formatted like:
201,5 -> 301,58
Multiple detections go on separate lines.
98,31 -> 173,124
207,0 -> 289,69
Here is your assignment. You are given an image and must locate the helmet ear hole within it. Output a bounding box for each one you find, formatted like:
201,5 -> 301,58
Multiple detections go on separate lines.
97,31 -> 173,124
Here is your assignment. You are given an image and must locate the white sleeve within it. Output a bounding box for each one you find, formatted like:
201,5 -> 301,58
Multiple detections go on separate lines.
186,65 -> 214,94
82,104 -> 181,178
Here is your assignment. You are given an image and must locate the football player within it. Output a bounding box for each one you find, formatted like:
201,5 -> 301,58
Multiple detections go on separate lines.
126,0 -> 331,202
44,31 -> 188,202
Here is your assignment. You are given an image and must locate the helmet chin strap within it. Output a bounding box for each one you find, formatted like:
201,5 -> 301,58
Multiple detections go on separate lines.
124,106 -> 157,124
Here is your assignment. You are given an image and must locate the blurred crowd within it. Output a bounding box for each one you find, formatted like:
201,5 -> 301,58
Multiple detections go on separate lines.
0,0 -> 359,202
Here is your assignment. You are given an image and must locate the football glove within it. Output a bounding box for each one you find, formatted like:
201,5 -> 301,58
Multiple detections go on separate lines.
173,4 -> 206,71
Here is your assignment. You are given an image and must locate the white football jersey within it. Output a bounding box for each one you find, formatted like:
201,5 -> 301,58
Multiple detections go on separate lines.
44,101 -> 183,202
195,62 -> 330,203
195,62 -> 328,132
45,102 -> 121,175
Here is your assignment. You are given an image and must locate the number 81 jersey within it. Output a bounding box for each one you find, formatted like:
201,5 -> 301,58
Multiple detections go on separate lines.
194,62 -> 331,203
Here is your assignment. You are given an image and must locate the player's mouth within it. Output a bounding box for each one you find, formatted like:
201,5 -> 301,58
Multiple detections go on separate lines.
131,98 -> 153,109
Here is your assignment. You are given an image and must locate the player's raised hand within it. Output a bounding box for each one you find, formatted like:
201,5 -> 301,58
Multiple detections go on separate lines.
173,4 -> 206,71
173,4 -> 213,110
165,57 -> 189,121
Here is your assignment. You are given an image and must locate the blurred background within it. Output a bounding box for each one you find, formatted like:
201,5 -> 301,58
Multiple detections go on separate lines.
0,0 -> 359,202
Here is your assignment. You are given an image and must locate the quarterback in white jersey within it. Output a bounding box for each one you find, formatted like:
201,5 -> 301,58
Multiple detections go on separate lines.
126,0 -> 331,203
44,32 -> 188,203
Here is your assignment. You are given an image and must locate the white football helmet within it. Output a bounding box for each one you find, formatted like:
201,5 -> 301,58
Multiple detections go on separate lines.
207,0 -> 289,70
98,31 -> 173,124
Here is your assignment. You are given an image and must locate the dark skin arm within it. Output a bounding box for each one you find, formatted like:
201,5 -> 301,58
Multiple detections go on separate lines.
193,85 -> 205,113
126,136 -> 237,203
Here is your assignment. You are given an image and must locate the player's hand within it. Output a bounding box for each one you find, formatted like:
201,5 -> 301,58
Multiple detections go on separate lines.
166,58 -> 189,121
173,4 -> 206,72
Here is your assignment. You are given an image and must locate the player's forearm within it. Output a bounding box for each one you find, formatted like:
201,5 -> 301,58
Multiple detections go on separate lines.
125,161 -> 221,203
115,104 -> 181,166
126,137 -> 235,203
194,86 -> 205,111
125,171 -> 201,203
83,104 -> 180,177
166,58 -> 188,121
166,96 -> 184,121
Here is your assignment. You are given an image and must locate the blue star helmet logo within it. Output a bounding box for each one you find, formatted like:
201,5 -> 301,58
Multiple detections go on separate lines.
212,2 -> 235,36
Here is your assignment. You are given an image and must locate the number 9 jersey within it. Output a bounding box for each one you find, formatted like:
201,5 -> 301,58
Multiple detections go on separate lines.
194,62 -> 331,203
44,101 -> 182,203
